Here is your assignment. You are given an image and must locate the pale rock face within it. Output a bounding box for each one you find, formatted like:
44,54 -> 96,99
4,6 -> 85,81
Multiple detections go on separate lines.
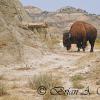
25,6 -> 42,14
0,0 -> 42,65
0,0 -> 32,24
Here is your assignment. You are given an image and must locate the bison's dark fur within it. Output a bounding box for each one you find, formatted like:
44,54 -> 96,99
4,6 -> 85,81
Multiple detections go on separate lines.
63,21 -> 97,52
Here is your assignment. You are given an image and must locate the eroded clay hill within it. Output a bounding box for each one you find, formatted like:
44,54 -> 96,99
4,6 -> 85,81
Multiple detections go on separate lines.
26,6 -> 100,37
0,0 -> 46,65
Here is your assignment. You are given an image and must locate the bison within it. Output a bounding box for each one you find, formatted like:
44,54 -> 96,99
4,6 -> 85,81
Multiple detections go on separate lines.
63,21 -> 97,52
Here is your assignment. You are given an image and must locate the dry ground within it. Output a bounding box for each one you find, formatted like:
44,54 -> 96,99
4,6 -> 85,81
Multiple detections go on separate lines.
0,43 -> 100,100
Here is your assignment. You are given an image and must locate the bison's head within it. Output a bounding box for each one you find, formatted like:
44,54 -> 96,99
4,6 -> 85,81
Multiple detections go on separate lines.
63,32 -> 71,50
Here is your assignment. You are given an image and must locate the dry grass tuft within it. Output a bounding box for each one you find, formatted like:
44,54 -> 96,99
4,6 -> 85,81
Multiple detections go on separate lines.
96,38 -> 100,43
45,35 -> 60,49
11,81 -> 19,89
71,75 -> 85,81
87,62 -> 100,85
28,73 -> 67,100
71,74 -> 85,89
15,67 -> 31,71
33,27 -> 60,49
0,82 -> 7,96
15,64 -> 31,71
72,81 -> 84,89
43,92 -> 67,100
76,53 -> 96,67
0,74 -> 5,80
28,73 -> 62,90
1,95 -> 24,100
95,38 -> 100,49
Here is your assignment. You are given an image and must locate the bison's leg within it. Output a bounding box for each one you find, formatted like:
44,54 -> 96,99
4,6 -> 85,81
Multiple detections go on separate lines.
82,40 -> 87,52
77,41 -> 81,52
89,40 -> 95,52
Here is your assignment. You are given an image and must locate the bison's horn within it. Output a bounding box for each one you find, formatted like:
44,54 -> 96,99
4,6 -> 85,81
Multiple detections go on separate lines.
69,33 -> 71,38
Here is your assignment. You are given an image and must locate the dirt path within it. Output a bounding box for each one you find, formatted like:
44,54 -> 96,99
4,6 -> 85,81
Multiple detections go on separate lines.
0,47 -> 100,100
